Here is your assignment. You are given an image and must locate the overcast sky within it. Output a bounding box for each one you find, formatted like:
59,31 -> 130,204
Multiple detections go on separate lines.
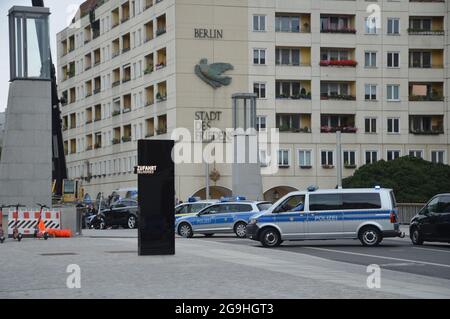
0,0 -> 85,112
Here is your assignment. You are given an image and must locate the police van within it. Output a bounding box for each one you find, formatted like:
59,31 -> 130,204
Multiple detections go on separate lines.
175,198 -> 218,219
246,187 -> 404,247
176,197 -> 272,238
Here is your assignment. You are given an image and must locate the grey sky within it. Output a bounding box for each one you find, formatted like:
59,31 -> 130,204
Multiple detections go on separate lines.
0,0 -> 85,112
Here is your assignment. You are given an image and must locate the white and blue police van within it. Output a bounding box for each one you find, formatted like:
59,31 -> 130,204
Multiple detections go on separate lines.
246,187 -> 405,247
176,197 -> 272,238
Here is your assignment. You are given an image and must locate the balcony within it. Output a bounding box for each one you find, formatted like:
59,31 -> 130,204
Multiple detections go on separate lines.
276,113 -> 311,133
409,115 -> 444,135
320,94 -> 356,101
321,114 -> 357,134
409,82 -> 444,102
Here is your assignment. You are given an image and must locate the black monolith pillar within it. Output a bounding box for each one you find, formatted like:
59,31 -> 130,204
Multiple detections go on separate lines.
137,140 -> 175,256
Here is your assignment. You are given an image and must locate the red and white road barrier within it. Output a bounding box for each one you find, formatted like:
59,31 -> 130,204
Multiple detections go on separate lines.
7,209 -> 61,237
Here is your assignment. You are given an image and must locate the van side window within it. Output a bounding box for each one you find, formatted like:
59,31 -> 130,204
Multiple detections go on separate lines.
309,194 -> 342,211
275,195 -> 305,213
438,196 -> 450,214
342,193 -> 382,210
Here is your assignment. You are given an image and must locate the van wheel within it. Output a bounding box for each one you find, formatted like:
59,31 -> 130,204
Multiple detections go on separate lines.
260,228 -> 282,248
359,226 -> 382,247
234,222 -> 247,238
178,223 -> 193,238
411,227 -> 424,245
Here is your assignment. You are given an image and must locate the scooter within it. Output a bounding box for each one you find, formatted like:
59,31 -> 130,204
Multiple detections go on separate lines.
34,203 -> 49,240
8,204 -> 25,242
0,205 -> 6,243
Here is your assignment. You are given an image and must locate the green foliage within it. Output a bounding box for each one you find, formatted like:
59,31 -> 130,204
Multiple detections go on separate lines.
342,156 -> 450,203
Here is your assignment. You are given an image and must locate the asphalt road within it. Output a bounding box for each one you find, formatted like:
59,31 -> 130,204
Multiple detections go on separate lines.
197,234 -> 450,280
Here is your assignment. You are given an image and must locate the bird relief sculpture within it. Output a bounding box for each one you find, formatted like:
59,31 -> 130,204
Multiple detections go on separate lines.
195,58 -> 234,89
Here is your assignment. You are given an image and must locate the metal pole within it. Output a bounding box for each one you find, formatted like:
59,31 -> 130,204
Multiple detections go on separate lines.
205,161 -> 210,200
336,130 -> 342,189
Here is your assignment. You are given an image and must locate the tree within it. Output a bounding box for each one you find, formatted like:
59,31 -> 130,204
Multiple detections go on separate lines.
342,156 -> 450,203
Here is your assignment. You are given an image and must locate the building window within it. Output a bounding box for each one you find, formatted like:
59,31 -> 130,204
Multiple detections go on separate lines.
431,151 -> 445,164
256,115 -> 267,131
259,150 -> 269,167
253,49 -> 266,65
275,48 -> 301,66
253,82 -> 266,99
299,150 -> 312,168
365,51 -> 376,68
343,151 -> 356,167
365,151 -> 378,165
365,118 -> 377,133
365,17 -> 377,34
278,149 -> 290,167
387,52 -> 400,68
409,51 -> 431,68
365,84 -> 377,100
275,15 -> 300,33
409,150 -> 423,159
387,85 -> 400,101
253,15 -> 266,32
387,150 -> 401,161
387,118 -> 400,134
387,18 -> 400,35
321,151 -> 334,167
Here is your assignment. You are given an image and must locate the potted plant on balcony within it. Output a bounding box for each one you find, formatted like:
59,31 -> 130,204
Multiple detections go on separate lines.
144,65 -> 154,74
122,136 -> 132,143
344,161 -> 357,169
112,110 -> 121,117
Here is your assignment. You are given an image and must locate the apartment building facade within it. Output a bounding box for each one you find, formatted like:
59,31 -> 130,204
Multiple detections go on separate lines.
58,0 -> 450,202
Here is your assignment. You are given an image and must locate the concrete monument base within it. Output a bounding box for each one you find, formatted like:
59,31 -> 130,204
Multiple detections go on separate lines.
0,80 -> 52,207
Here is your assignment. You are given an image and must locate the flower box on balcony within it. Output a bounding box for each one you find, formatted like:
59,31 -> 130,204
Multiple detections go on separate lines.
322,165 -> 335,169
112,110 -> 121,117
320,60 -> 358,67
122,136 -> 132,143
156,93 -> 167,102
155,63 -> 166,70
156,28 -> 166,36
321,28 -> 356,34
409,95 -> 444,102
144,66 -> 154,75
344,164 -> 357,169
156,129 -> 167,135
300,165 -> 312,169
321,94 -> 356,101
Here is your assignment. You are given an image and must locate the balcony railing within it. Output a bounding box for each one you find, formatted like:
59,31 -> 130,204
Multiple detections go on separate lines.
112,80 -> 121,88
93,88 -> 101,95
112,110 -> 121,117
156,28 -> 166,36
112,138 -> 120,145
122,136 -> 132,143
276,93 -> 311,100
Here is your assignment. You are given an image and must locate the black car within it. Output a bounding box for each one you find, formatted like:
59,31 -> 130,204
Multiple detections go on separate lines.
410,194 -> 450,245
94,199 -> 138,229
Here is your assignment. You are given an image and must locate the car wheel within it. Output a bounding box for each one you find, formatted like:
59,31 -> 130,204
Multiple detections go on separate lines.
359,226 -> 382,247
126,215 -> 137,229
178,223 -> 193,238
411,227 -> 424,245
204,234 -> 214,238
234,222 -> 247,238
260,228 -> 282,248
